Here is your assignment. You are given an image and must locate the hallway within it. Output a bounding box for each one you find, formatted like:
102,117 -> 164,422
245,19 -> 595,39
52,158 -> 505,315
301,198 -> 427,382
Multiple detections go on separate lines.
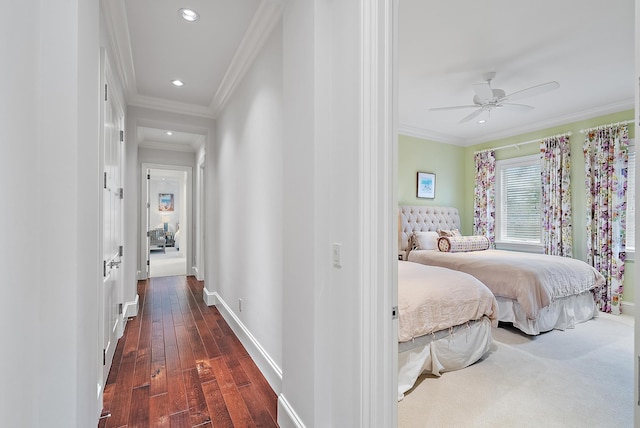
99,276 -> 277,427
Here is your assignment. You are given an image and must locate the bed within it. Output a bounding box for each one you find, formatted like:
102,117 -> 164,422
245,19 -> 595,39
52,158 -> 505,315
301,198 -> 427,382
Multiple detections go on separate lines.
397,260 -> 498,400
399,205 -> 605,336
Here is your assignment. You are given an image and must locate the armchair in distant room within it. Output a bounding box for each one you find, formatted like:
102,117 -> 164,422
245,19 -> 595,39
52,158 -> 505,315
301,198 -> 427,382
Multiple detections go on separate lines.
149,228 -> 166,253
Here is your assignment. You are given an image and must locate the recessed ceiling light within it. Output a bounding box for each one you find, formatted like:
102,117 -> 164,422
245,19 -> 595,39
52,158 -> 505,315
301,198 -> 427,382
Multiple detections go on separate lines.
171,79 -> 184,87
166,131 -> 173,136
178,8 -> 200,22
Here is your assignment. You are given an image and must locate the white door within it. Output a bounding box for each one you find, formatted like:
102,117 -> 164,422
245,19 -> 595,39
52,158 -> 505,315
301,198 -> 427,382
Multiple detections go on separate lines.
101,67 -> 124,383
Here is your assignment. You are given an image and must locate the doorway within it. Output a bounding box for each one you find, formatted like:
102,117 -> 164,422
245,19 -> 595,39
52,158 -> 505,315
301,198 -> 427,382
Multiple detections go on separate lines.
142,165 -> 192,278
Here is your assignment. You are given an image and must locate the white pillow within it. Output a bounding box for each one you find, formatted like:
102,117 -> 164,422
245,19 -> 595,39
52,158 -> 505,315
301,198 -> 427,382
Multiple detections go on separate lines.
412,231 -> 439,250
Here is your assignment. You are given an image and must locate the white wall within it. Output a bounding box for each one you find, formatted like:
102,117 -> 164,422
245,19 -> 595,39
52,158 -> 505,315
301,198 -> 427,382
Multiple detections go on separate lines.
212,17 -> 284,387
0,0 -> 103,426
211,2 -> 396,426
0,1 -> 41,426
149,175 -> 183,232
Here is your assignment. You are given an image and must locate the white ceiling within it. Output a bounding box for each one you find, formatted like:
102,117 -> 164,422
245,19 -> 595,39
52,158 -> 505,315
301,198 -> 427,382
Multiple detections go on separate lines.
104,0 -> 635,149
399,0 -> 635,146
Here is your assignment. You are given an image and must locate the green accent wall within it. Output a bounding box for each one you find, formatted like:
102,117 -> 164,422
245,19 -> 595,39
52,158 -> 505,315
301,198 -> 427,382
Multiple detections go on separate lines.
399,109 -> 635,306
398,135 -> 468,232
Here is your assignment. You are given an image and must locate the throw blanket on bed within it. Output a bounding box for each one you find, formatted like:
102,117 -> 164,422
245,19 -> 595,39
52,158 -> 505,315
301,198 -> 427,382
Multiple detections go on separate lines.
407,249 -> 605,320
398,261 -> 498,343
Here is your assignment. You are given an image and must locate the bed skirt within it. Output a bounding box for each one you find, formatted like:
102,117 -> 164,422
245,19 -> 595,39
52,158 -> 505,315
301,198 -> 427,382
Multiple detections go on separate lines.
397,316 -> 493,401
496,290 -> 597,335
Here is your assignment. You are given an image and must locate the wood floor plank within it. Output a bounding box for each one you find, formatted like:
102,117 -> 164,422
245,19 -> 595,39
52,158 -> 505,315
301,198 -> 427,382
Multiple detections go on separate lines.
175,324 -> 196,370
99,276 -> 277,428
150,319 -> 167,396
238,383 -> 278,427
201,380 -> 234,427
128,385 -> 150,428
238,356 -> 278,422
168,410 -> 190,428
211,358 -> 254,427
225,355 -> 251,388
183,367 -> 212,426
149,393 -> 170,428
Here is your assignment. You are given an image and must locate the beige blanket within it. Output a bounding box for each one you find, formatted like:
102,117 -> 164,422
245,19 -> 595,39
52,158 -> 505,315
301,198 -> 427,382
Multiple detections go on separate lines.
398,261 -> 498,343
408,249 -> 605,320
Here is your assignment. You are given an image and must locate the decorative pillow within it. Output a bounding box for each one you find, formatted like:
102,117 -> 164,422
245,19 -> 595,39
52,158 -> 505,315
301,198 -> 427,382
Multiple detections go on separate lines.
437,228 -> 462,238
438,235 -> 491,253
412,231 -> 439,250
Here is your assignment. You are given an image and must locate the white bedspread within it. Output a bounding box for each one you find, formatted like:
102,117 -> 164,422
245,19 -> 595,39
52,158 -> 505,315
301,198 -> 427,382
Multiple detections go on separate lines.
407,249 -> 604,321
398,261 -> 498,343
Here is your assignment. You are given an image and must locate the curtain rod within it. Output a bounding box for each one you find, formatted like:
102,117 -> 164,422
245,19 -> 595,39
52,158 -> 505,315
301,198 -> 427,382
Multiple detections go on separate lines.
579,119 -> 635,134
474,132 -> 572,154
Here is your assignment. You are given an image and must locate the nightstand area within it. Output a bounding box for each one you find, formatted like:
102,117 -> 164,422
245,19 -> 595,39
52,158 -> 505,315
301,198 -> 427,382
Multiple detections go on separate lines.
165,232 -> 175,247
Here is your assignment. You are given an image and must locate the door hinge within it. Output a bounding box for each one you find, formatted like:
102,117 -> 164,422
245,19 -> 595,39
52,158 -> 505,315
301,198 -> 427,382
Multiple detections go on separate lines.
118,303 -> 123,315
120,130 -> 124,142
147,202 -> 150,209
146,230 -> 151,237
103,260 -> 107,277
118,188 -> 124,199
147,173 -> 150,180
104,84 -> 108,102
391,306 -> 398,320
118,245 -> 123,257
103,349 -> 106,366
103,172 -> 107,189
146,260 -> 150,266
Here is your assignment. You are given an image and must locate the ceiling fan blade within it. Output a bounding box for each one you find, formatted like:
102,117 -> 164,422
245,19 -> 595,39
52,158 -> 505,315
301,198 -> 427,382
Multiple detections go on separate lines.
502,81 -> 559,102
473,82 -> 494,101
429,105 -> 479,111
459,108 -> 484,124
499,103 -> 535,111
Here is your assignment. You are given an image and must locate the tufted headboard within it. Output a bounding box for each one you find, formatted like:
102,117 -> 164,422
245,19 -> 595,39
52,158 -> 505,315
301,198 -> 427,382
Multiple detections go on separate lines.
398,206 -> 461,256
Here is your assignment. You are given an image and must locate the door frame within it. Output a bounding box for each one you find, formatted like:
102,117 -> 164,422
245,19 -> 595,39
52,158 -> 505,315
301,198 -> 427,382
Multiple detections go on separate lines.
139,163 -> 193,279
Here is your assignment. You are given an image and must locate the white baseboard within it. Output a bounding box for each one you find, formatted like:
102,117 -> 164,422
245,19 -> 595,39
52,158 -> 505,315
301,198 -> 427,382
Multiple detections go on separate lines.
621,301 -> 635,317
277,394 -> 305,428
117,294 -> 139,337
123,294 -> 139,318
214,293 -> 282,395
203,287 -> 216,306
194,267 -> 204,281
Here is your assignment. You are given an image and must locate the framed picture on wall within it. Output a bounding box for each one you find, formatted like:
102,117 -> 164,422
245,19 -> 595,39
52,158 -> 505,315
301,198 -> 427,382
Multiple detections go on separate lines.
159,193 -> 174,211
417,172 -> 436,199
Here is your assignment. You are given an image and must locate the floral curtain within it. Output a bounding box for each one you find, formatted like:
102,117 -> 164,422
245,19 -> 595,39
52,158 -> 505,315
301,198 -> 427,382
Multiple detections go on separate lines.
540,135 -> 572,256
583,124 -> 629,314
473,150 -> 496,243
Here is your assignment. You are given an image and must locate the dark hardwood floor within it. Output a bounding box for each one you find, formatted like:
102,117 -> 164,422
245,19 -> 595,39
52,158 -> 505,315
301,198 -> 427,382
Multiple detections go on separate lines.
99,275 -> 278,428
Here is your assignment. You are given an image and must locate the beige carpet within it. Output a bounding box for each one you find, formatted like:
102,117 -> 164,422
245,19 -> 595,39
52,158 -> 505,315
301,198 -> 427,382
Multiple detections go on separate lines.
149,247 -> 186,277
398,313 -> 634,428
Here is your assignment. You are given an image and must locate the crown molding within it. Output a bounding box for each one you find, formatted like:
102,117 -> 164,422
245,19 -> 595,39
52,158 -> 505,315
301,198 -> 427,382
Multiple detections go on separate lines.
138,140 -> 199,153
129,94 -> 216,119
101,0 -> 137,101
400,98 -> 635,147
397,124 -> 467,145
210,0 -> 283,116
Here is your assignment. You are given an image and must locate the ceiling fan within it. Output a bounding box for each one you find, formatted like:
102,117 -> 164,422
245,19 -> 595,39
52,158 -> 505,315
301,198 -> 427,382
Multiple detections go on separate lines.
429,72 -> 560,124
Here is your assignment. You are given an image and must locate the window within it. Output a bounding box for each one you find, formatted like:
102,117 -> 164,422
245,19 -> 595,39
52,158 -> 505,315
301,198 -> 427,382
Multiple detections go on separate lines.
627,144 -> 635,254
495,154 -> 542,250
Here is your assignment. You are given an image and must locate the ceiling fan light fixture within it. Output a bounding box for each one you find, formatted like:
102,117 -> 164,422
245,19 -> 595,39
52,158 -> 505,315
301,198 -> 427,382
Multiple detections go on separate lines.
179,8 -> 200,22
476,109 -> 490,124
